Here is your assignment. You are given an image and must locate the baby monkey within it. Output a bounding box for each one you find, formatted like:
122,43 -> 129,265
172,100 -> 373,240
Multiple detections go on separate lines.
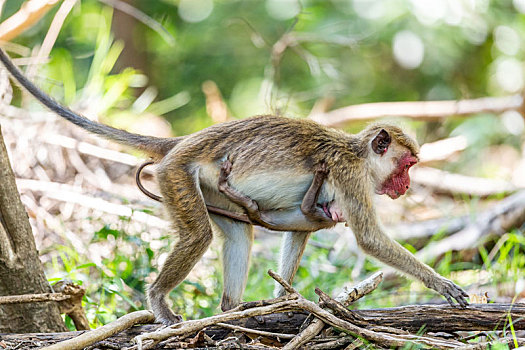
137,159 -> 343,231
0,48 -> 468,325
218,159 -> 345,230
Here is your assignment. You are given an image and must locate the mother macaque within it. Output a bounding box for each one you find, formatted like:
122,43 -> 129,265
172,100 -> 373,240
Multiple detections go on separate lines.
0,48 -> 468,325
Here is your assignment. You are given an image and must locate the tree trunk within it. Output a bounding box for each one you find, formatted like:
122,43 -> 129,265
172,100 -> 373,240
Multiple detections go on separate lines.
111,0 -> 149,76
0,125 -> 66,333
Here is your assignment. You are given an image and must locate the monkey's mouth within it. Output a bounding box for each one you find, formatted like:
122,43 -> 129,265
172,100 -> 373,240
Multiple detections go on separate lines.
378,153 -> 418,199
321,202 -> 345,222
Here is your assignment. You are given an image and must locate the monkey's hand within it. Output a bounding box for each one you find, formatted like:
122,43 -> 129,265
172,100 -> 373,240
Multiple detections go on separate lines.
427,276 -> 469,308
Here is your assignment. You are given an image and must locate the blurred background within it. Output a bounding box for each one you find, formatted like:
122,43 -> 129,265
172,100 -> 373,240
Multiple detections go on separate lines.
1,0 -> 525,328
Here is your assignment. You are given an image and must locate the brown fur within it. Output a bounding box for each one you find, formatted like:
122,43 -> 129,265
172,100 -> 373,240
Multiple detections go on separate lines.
146,116 -> 467,323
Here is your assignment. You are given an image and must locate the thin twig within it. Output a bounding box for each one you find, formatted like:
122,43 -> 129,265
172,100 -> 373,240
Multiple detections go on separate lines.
307,336 -> 354,349
216,322 -> 295,340
267,269 -> 297,295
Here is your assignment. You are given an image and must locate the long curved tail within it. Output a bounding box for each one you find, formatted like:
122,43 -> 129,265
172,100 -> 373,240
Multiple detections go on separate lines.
0,48 -> 179,159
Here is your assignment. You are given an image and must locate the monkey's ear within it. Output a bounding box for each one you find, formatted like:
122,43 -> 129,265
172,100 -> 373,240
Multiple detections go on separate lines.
371,129 -> 391,155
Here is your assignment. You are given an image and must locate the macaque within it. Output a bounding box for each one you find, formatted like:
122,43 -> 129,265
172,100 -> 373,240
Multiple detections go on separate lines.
0,48 -> 468,325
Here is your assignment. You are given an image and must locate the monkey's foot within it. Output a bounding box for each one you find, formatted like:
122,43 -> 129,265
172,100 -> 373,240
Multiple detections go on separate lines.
221,295 -> 238,312
428,277 -> 469,308
315,161 -> 329,178
154,310 -> 183,325
148,292 -> 184,325
219,159 -> 233,185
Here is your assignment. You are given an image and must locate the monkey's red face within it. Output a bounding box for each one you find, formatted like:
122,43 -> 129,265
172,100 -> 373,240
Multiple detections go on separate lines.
377,152 -> 418,199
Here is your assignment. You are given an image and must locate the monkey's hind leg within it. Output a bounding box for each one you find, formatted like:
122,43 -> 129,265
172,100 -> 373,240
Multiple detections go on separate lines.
218,160 -> 268,226
211,215 -> 254,311
147,164 -> 214,325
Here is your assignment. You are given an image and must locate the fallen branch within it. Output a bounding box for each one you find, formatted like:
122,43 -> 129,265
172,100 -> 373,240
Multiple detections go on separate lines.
136,270 -> 455,349
0,280 -> 88,331
16,178 -> 169,228
283,271 -> 383,349
412,167 -> 517,197
40,310 -> 154,350
268,272 -> 462,349
274,270 -> 463,349
311,94 -> 524,127
0,292 -> 70,304
353,303 -> 525,332
4,302 -> 525,348
133,295 -> 301,349
418,136 -> 468,164
416,190 -> 525,261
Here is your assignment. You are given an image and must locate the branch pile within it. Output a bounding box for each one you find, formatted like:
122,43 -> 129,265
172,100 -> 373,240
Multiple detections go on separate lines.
2,271 -> 525,349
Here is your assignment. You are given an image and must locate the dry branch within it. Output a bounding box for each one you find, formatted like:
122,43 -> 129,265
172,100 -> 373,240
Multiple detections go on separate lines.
412,167 -> 517,197
268,271 -> 462,349
16,178 -> 168,228
0,280 -> 87,330
416,190 -> 525,261
134,298 -> 300,348
135,270 -> 455,349
283,272 -> 383,349
0,0 -> 61,41
40,310 -> 154,350
283,294 -> 463,348
0,292 -> 69,304
215,322 -> 295,340
4,302 -> 525,348
311,94 -> 524,127
352,303 -> 525,333
52,281 -> 89,331
418,136 -> 468,164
